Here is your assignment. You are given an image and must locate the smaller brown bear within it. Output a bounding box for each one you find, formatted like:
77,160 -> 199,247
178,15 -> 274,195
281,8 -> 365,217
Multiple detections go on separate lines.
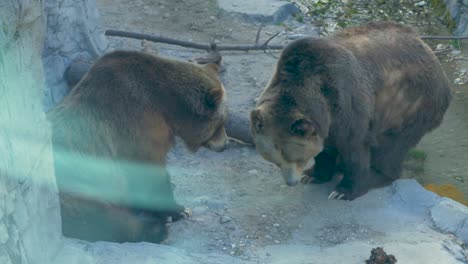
250,22 -> 451,201
48,50 -> 229,243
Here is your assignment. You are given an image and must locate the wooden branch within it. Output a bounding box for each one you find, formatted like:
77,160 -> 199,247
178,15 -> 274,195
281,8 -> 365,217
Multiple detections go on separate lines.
105,30 -> 284,51
421,35 -> 468,40
106,29 -> 464,58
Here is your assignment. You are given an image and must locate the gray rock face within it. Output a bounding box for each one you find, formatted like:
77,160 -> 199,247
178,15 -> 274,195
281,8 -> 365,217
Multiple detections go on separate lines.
42,0 -> 108,111
0,0 -> 62,263
443,0 -> 468,35
431,198 -> 468,243
217,0 -> 300,24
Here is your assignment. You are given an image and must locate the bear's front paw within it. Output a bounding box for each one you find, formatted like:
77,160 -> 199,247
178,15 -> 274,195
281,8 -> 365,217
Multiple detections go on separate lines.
167,206 -> 192,223
300,173 -> 318,184
180,207 -> 192,219
301,167 -> 334,184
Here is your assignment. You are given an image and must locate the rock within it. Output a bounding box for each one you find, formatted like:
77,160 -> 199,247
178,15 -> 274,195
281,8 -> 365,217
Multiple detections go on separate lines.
454,78 -> 464,85
226,109 -> 254,145
248,169 -> 258,175
452,50 -> 462,56
217,0 -> 301,24
43,0 -> 108,110
0,222 -> 9,244
220,215 -> 232,223
1,0 -> 62,263
431,198 -> 468,243
286,34 -> 309,40
441,0 -> 468,36
391,179 -> 440,209
435,43 -> 447,51
415,1 -> 427,7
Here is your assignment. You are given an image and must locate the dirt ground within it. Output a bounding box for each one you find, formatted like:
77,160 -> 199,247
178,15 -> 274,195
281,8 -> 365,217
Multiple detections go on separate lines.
95,0 -> 467,262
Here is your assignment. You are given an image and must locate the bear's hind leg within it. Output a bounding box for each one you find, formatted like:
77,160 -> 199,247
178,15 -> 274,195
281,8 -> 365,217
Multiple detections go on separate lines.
370,128 -> 426,185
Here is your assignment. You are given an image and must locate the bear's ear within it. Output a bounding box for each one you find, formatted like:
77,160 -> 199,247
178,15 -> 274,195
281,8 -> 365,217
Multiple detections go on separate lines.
250,109 -> 264,134
290,118 -> 317,137
204,63 -> 220,74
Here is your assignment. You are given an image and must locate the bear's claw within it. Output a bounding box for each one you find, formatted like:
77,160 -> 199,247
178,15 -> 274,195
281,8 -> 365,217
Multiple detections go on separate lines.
181,207 -> 192,219
166,207 -> 192,223
328,190 -> 346,200
300,174 -> 315,184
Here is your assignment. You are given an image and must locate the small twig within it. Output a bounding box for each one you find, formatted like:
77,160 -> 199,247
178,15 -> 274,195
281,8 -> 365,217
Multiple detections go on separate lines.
228,137 -> 254,147
266,46 -> 279,59
255,24 -> 264,45
105,29 -> 285,51
260,31 -> 281,48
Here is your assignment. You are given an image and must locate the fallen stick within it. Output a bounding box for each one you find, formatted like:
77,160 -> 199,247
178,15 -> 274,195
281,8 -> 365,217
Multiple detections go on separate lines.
105,29 -> 466,55
421,35 -> 468,39
105,29 -> 284,52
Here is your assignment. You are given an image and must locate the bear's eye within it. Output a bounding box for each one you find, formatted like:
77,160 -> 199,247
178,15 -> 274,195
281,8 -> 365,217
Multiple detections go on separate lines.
254,122 -> 263,134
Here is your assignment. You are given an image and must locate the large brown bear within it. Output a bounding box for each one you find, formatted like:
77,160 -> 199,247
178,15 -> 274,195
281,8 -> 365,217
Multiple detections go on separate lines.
48,50 -> 229,243
250,22 -> 452,200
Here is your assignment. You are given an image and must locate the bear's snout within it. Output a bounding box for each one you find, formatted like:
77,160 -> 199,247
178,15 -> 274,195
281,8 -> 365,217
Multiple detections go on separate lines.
280,165 -> 301,187
204,127 -> 230,152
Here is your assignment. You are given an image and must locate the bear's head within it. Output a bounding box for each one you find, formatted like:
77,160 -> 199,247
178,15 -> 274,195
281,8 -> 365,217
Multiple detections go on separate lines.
250,102 -> 325,186
174,62 -> 230,153
250,37 -> 346,186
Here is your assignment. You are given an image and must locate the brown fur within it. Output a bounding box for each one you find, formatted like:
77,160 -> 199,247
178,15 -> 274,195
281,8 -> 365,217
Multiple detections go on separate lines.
48,50 -> 229,243
250,22 -> 452,200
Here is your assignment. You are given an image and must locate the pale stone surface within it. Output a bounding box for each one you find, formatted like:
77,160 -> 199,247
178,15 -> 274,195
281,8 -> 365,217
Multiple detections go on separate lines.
0,1 -> 62,263
431,198 -> 468,242
257,180 -> 467,264
217,0 -> 300,24
443,0 -> 468,35
42,0 -> 108,110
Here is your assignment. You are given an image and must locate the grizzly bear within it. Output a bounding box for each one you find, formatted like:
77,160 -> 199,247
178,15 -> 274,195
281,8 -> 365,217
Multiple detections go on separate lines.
48,50 -> 229,243
250,22 -> 452,200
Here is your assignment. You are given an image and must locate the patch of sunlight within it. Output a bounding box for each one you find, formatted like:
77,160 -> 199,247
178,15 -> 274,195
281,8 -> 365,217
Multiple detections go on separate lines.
425,183 -> 468,206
